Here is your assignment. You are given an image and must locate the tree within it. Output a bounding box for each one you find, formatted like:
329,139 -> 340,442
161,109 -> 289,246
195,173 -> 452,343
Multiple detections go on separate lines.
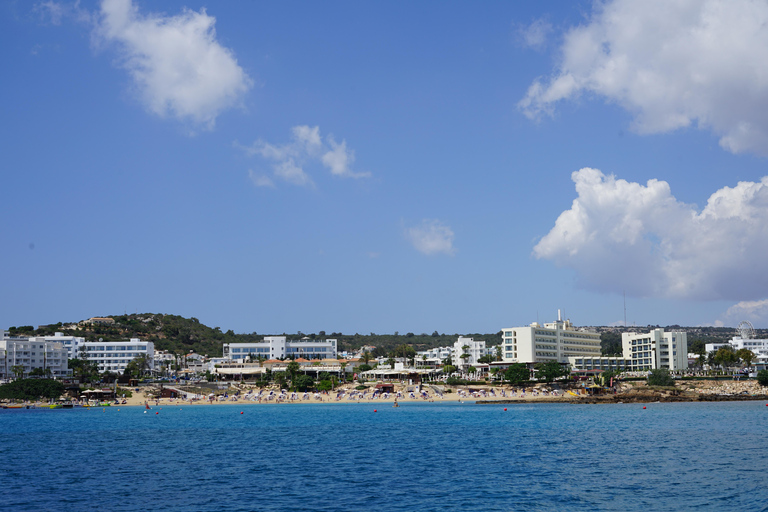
362,350 -> 372,365
478,354 -> 495,364
292,374 -> 314,392
534,361 -> 569,383
11,365 -> 24,380
0,378 -> 64,400
504,364 -> 530,386
358,364 -> 373,373
713,347 -> 737,369
391,344 -> 416,360
443,365 -> 457,375
756,370 -> 768,386
600,332 -> 623,356
736,348 -> 756,367
70,358 -> 99,383
467,366 -> 477,375
124,354 -> 151,378
647,368 -> 675,387
286,361 -> 301,382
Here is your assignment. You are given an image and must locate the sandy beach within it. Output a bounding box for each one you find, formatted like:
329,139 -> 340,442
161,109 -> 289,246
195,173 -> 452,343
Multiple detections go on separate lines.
109,378 -> 768,408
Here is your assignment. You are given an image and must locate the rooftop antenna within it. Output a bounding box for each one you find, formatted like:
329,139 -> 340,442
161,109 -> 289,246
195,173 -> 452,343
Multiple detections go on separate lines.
623,290 -> 627,327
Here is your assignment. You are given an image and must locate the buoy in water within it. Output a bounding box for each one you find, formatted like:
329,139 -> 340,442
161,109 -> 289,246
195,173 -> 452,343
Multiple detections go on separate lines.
504,408 -> 507,411
156,412 -> 159,415
643,406 -> 646,409
374,409 -> 377,412
240,411 -> 243,414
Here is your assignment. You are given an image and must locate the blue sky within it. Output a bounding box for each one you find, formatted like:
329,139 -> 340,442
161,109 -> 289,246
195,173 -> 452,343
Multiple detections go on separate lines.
3,0 -> 768,334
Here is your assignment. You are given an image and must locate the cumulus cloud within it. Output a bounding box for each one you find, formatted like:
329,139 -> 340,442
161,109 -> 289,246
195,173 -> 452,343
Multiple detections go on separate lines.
519,0 -> 768,156
94,0 -> 251,127
240,125 -> 369,188
405,220 -> 456,256
534,168 -> 768,301
719,300 -> 768,327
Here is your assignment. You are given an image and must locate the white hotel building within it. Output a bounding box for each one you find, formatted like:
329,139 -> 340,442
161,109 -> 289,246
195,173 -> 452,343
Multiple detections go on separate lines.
501,312 -> 602,364
224,336 -> 338,361
622,329 -> 688,371
0,330 -> 70,379
81,339 -> 155,374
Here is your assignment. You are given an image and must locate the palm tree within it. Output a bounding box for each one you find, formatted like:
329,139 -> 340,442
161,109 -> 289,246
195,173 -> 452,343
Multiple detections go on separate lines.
11,365 -> 24,380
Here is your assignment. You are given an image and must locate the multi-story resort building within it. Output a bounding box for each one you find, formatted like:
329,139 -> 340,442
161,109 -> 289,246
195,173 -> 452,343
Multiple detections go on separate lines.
621,329 -> 688,371
0,330 -> 70,379
417,346 -> 453,366
224,336 -> 338,361
43,332 -> 85,359
501,311 -> 602,364
453,336 -> 487,370
81,339 -> 155,374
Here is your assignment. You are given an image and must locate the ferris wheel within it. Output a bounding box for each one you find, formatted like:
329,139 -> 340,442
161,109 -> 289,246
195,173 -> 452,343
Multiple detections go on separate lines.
737,320 -> 755,340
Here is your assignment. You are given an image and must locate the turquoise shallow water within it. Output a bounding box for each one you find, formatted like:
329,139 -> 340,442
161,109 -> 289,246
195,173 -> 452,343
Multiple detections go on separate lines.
1,401 -> 768,511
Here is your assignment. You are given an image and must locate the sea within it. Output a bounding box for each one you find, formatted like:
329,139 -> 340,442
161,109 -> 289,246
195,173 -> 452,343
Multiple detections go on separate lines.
1,400 -> 767,511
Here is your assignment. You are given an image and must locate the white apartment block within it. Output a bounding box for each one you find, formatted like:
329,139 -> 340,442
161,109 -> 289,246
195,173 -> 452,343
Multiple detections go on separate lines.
417,346 -> 453,365
224,336 -> 338,361
0,330 -> 70,379
453,336 -> 487,369
43,332 -> 85,359
81,339 -> 154,374
622,329 -> 688,371
502,311 -> 601,364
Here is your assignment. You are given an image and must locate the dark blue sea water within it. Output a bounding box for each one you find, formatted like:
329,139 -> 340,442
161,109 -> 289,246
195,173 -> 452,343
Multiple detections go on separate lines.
2,401 -> 767,511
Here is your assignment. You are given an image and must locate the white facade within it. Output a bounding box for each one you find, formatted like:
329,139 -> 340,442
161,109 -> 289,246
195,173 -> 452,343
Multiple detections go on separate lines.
568,356 -> 631,371
417,346 -> 453,365
622,329 -> 688,371
224,336 -> 337,361
43,332 -> 85,359
708,336 -> 768,365
453,336 -> 486,369
0,335 -> 70,379
502,312 -> 601,364
81,339 -> 154,374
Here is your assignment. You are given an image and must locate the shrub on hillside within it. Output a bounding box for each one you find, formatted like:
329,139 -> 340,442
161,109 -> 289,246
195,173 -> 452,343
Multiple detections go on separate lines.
647,369 -> 675,387
756,370 -> 768,387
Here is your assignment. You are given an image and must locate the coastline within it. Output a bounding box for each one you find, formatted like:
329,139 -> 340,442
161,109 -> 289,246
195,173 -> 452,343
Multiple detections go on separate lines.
103,378 -> 768,408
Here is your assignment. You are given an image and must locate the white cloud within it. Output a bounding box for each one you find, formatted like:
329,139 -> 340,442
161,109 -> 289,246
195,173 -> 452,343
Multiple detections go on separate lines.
517,18 -> 553,50
247,170 -> 274,188
405,220 -> 456,256
35,1 -> 66,25
94,0 -> 251,128
720,300 -> 768,327
534,168 -> 768,301
519,0 -> 768,156
322,136 -> 370,179
241,125 -> 369,188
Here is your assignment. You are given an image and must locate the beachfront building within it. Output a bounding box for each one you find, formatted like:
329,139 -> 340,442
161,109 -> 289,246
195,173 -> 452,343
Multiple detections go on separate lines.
568,356 -> 631,371
223,336 -> 338,361
704,335 -> 768,366
42,332 -> 85,359
453,336 -> 487,370
0,331 -> 71,379
416,346 -> 453,367
81,339 -> 155,374
501,311 -> 602,364
622,329 -> 688,371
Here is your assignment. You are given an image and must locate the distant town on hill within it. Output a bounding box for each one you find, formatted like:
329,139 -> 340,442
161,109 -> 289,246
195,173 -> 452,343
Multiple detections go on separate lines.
5,313 -> 763,359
